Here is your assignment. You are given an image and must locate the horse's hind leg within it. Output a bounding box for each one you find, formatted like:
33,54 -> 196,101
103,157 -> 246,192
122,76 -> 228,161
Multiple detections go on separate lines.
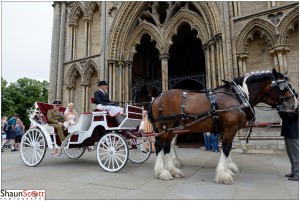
170,134 -> 182,168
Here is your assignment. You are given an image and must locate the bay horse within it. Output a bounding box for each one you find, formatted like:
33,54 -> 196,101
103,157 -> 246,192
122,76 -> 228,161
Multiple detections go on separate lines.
148,68 -> 297,184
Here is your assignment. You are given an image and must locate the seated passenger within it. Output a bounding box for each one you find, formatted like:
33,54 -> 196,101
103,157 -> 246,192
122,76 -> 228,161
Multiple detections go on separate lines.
63,102 -> 78,129
94,81 -> 124,118
47,100 -> 65,146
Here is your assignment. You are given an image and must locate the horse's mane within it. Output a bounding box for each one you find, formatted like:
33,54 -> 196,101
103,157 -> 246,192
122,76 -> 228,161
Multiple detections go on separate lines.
232,70 -> 289,86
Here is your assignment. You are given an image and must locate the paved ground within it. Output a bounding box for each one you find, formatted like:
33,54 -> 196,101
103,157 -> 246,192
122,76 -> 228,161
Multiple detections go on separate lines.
1,147 -> 298,200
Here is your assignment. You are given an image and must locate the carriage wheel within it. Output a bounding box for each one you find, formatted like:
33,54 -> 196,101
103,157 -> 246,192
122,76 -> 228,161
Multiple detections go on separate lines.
65,147 -> 86,159
96,133 -> 128,172
127,137 -> 151,164
20,128 -> 46,167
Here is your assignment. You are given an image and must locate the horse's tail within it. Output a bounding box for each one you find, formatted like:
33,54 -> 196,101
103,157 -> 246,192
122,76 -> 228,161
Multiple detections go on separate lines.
147,97 -> 156,123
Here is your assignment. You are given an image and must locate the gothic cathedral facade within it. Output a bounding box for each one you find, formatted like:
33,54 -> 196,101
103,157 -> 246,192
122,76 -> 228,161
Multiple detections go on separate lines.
48,1 -> 298,152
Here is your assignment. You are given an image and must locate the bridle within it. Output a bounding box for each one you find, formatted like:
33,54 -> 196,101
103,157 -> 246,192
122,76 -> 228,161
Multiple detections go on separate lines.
263,76 -> 296,111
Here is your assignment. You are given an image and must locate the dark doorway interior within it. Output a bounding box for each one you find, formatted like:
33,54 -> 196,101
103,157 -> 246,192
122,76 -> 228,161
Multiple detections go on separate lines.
169,23 -> 206,148
132,34 -> 161,106
169,23 -> 205,78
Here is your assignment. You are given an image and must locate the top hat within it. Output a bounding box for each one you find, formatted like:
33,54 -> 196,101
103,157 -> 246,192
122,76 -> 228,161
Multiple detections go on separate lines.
97,81 -> 108,86
53,100 -> 61,105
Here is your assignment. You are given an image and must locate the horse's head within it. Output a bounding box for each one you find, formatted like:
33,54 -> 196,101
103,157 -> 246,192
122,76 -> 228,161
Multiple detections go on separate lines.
263,68 -> 297,112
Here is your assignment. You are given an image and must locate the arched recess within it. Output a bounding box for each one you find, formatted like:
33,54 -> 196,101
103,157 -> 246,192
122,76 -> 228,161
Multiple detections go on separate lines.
108,2 -> 146,60
84,2 -> 100,19
124,22 -> 162,61
68,2 -> 85,25
65,64 -> 82,86
162,9 -> 209,53
235,18 -> 276,53
82,60 -> 99,112
64,64 -> 83,112
82,59 -> 99,83
108,2 -> 221,60
278,5 -> 299,44
191,1 -> 222,36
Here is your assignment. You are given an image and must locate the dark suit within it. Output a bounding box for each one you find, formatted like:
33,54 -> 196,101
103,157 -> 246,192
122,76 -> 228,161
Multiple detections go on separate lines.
94,90 -> 112,105
278,107 -> 299,177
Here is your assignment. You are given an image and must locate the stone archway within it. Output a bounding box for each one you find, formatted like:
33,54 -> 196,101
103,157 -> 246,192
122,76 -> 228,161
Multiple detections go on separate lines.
108,2 -> 222,102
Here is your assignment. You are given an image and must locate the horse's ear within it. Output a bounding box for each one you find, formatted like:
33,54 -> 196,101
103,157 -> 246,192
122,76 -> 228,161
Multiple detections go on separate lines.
272,68 -> 279,79
284,71 -> 289,76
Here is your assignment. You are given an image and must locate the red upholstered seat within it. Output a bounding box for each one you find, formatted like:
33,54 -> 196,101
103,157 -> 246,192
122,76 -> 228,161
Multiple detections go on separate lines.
36,102 -> 66,123
91,97 -> 104,112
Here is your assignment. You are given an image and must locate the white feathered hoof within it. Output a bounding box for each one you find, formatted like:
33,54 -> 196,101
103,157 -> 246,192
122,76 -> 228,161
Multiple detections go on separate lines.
215,171 -> 234,184
228,162 -> 239,173
159,169 -> 174,180
171,168 -> 184,178
173,158 -> 182,169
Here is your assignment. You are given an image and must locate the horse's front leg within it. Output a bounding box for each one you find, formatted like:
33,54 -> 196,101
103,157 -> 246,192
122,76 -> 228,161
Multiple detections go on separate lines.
154,138 -> 173,180
215,140 -> 239,184
170,134 -> 182,168
164,138 -> 184,178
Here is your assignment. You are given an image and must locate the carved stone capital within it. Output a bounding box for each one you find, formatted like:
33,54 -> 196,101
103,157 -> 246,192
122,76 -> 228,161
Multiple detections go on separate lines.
159,53 -> 169,60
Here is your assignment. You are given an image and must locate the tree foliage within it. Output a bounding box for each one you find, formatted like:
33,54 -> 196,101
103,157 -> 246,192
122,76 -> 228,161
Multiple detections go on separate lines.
1,77 -> 48,127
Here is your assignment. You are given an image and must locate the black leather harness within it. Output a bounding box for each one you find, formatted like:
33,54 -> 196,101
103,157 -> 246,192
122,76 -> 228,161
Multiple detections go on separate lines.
206,89 -> 221,134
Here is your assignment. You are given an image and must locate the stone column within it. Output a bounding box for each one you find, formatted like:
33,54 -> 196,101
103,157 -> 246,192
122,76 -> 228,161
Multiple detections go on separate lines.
160,54 -> 169,92
128,62 -> 133,101
56,2 -> 67,101
214,35 -> 222,86
124,61 -> 132,102
269,45 -> 290,73
242,53 -> 248,75
101,2 -> 107,81
84,17 -> 89,57
80,83 -> 85,113
210,42 -> 216,88
48,2 -> 61,103
112,62 -> 116,101
118,61 -> 124,102
203,44 -> 211,89
108,60 -> 113,98
70,87 -> 74,103
85,83 -> 90,112
236,52 -> 248,76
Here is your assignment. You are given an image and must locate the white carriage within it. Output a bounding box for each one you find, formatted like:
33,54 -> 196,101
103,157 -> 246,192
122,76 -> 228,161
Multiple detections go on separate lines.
20,101 -> 152,172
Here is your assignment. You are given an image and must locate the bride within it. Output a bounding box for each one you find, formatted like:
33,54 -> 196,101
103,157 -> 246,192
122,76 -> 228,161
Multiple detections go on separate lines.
64,102 -> 78,128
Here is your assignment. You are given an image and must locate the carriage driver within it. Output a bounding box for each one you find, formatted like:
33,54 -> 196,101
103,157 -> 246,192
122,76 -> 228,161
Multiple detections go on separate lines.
94,81 -> 124,118
47,100 -> 65,145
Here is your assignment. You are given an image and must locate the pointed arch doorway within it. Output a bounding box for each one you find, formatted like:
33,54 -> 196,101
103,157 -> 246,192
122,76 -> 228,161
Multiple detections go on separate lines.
131,34 -> 161,107
131,23 -> 206,148
168,23 -> 206,148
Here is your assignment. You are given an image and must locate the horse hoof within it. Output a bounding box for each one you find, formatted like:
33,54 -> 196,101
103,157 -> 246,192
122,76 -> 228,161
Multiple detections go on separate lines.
173,173 -> 184,178
159,169 -> 173,180
215,173 -> 234,184
172,169 -> 184,178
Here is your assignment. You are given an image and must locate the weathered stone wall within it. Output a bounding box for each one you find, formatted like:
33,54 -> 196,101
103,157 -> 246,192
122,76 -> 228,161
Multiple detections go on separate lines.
246,36 -> 274,72
240,2 -> 269,16
286,27 -> 299,92
91,7 -> 101,56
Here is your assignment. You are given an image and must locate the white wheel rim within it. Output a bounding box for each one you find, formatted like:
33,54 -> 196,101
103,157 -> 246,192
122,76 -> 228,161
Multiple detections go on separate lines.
20,129 -> 46,166
65,147 -> 85,159
128,137 -> 151,163
97,133 -> 128,172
